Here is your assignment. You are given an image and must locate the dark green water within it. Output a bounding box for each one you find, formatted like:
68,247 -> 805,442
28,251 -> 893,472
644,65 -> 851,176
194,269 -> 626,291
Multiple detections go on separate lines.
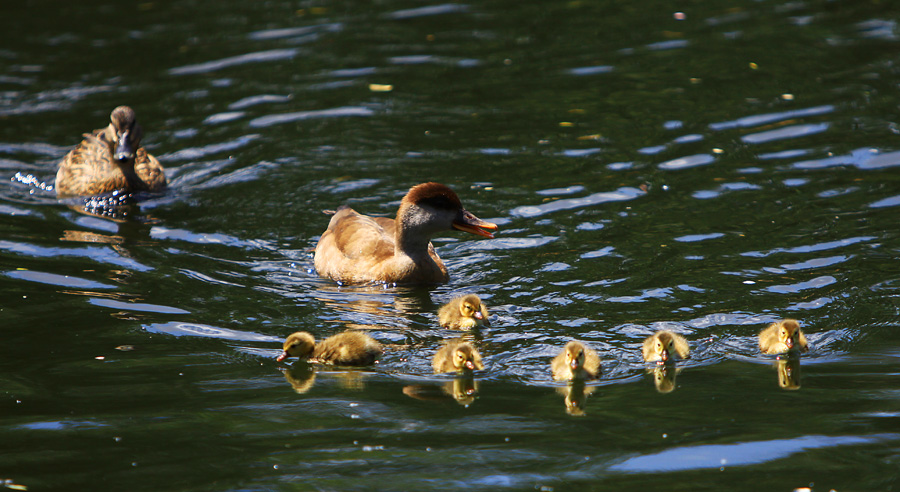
2,0 -> 900,490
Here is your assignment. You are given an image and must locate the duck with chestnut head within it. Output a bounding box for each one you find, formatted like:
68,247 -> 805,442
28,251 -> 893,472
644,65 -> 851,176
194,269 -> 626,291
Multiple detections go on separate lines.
759,319 -> 808,355
642,330 -> 690,364
438,294 -> 490,329
276,331 -> 382,366
56,106 -> 166,197
551,341 -> 600,381
314,182 -> 497,285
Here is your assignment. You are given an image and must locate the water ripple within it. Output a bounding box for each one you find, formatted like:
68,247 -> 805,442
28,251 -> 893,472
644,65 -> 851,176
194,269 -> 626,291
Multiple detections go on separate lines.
168,48 -> 299,76
741,123 -> 830,144
510,187 -> 644,218
248,106 -> 374,128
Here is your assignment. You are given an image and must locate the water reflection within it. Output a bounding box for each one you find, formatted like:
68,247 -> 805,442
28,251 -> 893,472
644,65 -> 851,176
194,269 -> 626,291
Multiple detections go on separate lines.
648,364 -> 680,394
556,379 -> 595,416
775,357 -> 801,391
402,375 -> 481,407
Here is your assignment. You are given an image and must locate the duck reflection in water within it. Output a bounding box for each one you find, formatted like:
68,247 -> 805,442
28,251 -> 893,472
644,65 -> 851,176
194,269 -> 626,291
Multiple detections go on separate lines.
282,364 -> 316,394
647,364 -> 681,394
556,379 -> 595,416
775,356 -> 801,390
438,294 -> 490,329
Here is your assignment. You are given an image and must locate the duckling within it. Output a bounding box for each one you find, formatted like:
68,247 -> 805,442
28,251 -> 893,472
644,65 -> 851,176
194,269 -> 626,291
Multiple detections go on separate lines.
432,340 -> 484,374
642,330 -> 690,364
56,106 -> 166,197
314,182 -> 498,284
438,294 -> 490,329
551,341 -> 601,381
276,331 -> 382,366
758,319 -> 809,355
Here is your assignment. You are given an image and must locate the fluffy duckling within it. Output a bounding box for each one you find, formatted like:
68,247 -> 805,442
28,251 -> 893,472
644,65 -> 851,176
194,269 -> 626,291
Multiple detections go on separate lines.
438,294 -> 490,329
432,340 -> 484,374
551,341 -> 601,381
56,106 -> 166,197
276,331 -> 382,366
758,319 -> 809,355
642,330 -> 690,364
314,182 -> 497,285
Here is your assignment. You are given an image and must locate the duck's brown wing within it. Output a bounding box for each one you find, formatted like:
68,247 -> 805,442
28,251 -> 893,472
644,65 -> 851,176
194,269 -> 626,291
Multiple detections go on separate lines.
317,206 -> 396,264
56,132 -> 124,197
133,148 -> 166,192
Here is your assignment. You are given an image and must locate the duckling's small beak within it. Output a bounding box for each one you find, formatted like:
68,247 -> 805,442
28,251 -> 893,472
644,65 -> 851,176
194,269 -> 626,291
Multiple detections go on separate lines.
474,311 -> 483,320
276,351 -> 289,362
785,338 -> 794,349
569,359 -> 579,370
114,132 -> 135,163
464,360 -> 475,370
660,349 -> 669,362
453,209 -> 498,239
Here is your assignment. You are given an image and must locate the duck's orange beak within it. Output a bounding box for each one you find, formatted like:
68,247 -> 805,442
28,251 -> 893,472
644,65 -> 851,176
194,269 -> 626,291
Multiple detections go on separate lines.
660,349 -> 669,362
276,351 -> 289,362
474,311 -> 483,320
453,209 -> 498,239
785,338 -> 794,349
464,360 -> 475,370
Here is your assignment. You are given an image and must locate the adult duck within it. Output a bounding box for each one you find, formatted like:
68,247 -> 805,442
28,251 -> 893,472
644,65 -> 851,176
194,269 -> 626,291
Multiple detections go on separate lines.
314,182 -> 497,285
56,106 -> 166,197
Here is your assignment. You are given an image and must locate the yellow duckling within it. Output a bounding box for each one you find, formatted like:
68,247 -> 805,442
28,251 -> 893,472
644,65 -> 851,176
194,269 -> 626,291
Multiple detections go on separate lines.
56,106 -> 166,197
276,331 -> 382,366
551,341 -> 600,381
432,340 -> 484,373
642,330 -> 690,363
438,294 -> 490,329
758,319 -> 808,355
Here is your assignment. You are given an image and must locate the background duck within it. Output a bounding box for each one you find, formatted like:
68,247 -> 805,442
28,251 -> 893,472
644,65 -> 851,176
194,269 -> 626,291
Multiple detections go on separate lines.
432,340 -> 484,373
551,341 -> 600,381
759,319 -> 809,355
276,331 -> 382,366
56,106 -> 166,197
438,294 -> 490,329
642,330 -> 690,363
314,182 -> 497,284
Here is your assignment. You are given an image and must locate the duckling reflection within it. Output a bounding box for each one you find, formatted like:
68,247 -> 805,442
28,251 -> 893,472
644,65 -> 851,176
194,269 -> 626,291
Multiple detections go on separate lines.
642,330 -> 690,364
443,375 -> 480,406
555,379 -> 595,416
775,356 -> 801,390
647,364 -> 681,394
276,331 -> 382,366
282,365 -> 316,394
438,294 -> 490,329
551,341 -> 600,381
759,319 -> 809,355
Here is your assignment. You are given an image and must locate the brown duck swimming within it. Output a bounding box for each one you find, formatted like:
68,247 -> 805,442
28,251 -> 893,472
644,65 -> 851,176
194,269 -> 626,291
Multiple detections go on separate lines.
314,182 -> 497,285
758,319 -> 808,355
551,341 -> 600,381
56,106 -> 166,197
432,340 -> 484,373
276,331 -> 382,365
438,294 -> 490,329
642,330 -> 690,363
